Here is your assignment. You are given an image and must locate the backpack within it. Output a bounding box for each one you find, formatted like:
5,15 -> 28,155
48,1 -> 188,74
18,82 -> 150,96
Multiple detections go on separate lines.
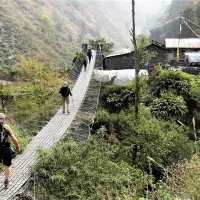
0,122 -> 16,157
0,122 -> 9,146
60,86 -> 70,97
87,49 -> 92,57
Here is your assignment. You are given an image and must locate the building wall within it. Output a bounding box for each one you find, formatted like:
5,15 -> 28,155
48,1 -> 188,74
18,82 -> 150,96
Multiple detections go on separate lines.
105,53 -> 135,70
147,46 -> 168,65
104,45 -> 168,70
167,48 -> 200,61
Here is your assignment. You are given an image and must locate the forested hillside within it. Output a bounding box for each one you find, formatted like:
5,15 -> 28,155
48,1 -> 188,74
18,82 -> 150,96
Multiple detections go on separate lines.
0,0 -> 131,69
150,0 -> 200,43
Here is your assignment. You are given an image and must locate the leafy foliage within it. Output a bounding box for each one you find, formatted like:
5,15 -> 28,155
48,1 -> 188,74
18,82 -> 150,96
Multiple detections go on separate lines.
150,92 -> 188,121
32,138 -> 147,199
89,38 -> 114,56
105,86 -> 134,112
118,108 -> 193,174
0,84 -> 12,111
72,51 -> 84,64
153,155 -> 200,200
100,79 -> 148,113
96,107 -> 193,178
148,68 -> 192,98
135,34 -> 156,66
148,68 -> 200,123
5,56 -> 64,123
190,77 -> 200,109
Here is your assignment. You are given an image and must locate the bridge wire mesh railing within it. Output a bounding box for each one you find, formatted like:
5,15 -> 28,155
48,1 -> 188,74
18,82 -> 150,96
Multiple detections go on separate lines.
12,53 -> 103,199
15,61 -> 83,138
67,54 -> 102,141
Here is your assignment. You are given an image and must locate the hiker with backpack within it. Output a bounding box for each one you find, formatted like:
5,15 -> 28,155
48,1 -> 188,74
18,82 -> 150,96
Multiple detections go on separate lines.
87,48 -> 93,63
59,82 -> 72,114
0,113 -> 20,189
83,54 -> 88,71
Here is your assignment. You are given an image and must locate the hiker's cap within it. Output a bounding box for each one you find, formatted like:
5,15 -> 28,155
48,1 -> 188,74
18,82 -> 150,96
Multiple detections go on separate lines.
0,113 -> 6,119
63,81 -> 68,86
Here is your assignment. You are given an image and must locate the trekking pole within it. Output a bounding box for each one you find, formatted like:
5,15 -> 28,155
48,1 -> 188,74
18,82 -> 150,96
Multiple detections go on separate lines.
71,96 -> 75,110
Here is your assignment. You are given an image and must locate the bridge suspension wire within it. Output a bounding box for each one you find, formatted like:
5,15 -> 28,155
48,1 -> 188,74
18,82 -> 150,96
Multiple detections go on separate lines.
183,19 -> 200,38
150,0 -> 200,32
177,13 -> 184,58
149,16 -> 179,30
184,17 -> 200,29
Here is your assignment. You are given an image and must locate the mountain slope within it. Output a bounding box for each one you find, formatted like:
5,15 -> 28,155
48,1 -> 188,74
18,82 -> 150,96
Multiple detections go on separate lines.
150,0 -> 200,43
0,0 -> 132,69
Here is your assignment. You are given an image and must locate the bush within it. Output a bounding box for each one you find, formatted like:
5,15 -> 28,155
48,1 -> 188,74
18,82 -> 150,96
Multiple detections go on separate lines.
150,92 -> 188,121
190,77 -> 200,109
148,69 -> 192,98
95,107 -> 193,180
32,138 -> 148,199
115,107 -> 193,178
153,155 -> 200,200
100,84 -> 134,112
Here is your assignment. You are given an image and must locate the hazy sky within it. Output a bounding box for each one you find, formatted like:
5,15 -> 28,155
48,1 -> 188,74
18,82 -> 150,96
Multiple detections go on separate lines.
136,0 -> 172,14
87,0 -> 173,34
134,0 -> 172,33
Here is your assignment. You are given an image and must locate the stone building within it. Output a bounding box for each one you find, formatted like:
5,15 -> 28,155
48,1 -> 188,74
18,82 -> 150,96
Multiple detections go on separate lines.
104,40 -> 169,70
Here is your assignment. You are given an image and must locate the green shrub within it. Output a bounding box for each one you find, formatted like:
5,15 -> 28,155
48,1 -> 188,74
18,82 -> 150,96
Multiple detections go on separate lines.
72,51 -> 84,64
95,107 -> 193,179
154,155 -> 200,200
32,138 -> 148,199
148,68 -> 192,98
190,77 -> 200,109
150,92 -> 188,121
115,107 -> 193,175
101,85 -> 134,112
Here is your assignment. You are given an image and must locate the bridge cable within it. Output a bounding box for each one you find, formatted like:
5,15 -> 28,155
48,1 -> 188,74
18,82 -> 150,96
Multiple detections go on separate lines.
184,17 -> 200,29
149,16 -> 179,30
183,19 -> 200,38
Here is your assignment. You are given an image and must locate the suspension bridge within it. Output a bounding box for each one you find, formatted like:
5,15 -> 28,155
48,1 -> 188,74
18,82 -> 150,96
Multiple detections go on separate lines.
0,51 -> 102,200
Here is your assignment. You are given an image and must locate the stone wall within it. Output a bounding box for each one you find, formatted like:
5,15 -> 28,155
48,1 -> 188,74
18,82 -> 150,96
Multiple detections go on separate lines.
104,44 -> 168,70
104,53 -> 135,70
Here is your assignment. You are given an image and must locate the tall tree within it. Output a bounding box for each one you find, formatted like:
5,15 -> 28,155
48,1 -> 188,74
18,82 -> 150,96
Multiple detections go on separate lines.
131,0 -> 155,123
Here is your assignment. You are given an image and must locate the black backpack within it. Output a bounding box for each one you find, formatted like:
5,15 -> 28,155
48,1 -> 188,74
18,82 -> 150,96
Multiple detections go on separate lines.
0,122 -> 8,146
0,122 -> 16,157
60,86 -> 70,97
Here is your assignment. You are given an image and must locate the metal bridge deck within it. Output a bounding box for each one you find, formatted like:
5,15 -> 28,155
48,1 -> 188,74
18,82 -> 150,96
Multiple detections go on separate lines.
0,52 -> 96,200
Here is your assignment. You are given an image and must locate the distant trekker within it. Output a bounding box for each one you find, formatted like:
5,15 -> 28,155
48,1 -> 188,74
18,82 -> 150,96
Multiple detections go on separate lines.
87,49 -> 93,63
59,82 -> 72,114
83,54 -> 88,71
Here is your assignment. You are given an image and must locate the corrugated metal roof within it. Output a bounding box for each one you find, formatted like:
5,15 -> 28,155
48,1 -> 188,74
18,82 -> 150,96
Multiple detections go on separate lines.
185,52 -> 200,63
165,38 -> 200,48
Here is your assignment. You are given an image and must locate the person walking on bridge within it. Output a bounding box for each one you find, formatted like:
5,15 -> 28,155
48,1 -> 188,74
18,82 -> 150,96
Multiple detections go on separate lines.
59,82 -> 72,114
0,113 -> 20,189
87,48 -> 93,63
83,54 -> 88,71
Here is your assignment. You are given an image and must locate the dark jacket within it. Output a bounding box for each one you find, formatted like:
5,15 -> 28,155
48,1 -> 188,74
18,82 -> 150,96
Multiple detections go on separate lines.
87,49 -> 92,57
59,86 -> 72,97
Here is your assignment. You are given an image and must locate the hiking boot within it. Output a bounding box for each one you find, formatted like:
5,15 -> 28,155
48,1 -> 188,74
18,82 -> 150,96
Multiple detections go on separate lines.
4,179 -> 9,189
63,111 -> 65,113
67,111 -> 70,114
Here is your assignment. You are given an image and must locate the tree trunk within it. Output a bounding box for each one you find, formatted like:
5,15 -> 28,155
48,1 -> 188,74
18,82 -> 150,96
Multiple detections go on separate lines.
132,0 -> 139,123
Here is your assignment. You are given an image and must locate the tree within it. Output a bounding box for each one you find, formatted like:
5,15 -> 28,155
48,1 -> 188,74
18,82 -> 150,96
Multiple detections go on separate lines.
131,1 -> 155,122
135,36 -> 155,121
89,38 -> 114,56
0,84 -> 12,112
